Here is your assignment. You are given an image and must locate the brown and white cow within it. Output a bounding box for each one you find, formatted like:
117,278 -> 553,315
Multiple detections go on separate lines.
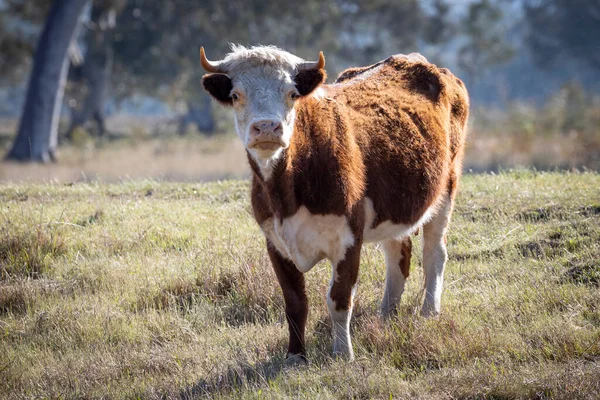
200,45 -> 469,362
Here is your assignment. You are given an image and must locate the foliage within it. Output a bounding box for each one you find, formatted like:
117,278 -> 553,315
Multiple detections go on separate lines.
109,0 -> 446,101
524,0 -> 600,70
0,172 -> 599,397
458,0 -> 514,75
0,0 -> 52,84
1,0 -> 497,100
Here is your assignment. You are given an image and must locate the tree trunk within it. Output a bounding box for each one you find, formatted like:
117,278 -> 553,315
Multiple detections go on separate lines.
68,34 -> 113,138
6,0 -> 90,162
67,3 -> 117,139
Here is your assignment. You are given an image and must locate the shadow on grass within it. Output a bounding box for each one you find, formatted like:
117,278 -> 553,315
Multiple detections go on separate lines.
178,329 -> 332,398
178,356 -> 289,398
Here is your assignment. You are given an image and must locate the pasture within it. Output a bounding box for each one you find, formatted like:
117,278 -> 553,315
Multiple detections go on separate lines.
1,170 -> 599,398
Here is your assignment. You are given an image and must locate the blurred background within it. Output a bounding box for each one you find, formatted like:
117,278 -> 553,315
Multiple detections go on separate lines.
0,0 -> 598,182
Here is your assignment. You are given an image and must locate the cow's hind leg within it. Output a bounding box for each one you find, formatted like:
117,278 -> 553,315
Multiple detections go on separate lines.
267,242 -> 308,363
421,195 -> 453,316
327,242 -> 361,360
380,236 -> 412,317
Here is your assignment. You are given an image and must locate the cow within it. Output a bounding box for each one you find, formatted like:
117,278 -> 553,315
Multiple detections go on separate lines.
199,45 -> 469,363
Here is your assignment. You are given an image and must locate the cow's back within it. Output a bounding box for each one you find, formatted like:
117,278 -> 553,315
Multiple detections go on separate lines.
328,54 -> 469,226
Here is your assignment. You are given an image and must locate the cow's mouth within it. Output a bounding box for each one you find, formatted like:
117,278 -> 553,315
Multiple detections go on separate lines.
249,140 -> 284,151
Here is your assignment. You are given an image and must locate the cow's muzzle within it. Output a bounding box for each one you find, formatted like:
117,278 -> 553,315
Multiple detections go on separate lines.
247,119 -> 285,151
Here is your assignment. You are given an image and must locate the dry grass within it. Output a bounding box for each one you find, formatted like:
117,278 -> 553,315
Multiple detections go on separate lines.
2,88 -> 600,185
0,170 -> 599,398
1,128 -> 595,183
468,86 -> 600,172
0,128 -> 250,183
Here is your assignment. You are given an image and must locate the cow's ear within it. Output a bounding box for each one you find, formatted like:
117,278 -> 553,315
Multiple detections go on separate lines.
202,73 -> 233,106
294,69 -> 327,97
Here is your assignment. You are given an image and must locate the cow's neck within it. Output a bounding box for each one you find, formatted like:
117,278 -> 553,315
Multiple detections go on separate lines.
248,148 -> 297,220
247,99 -> 316,220
248,96 -> 364,221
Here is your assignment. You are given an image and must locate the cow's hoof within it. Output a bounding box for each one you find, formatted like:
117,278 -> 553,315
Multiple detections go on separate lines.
285,353 -> 308,367
380,305 -> 398,320
332,350 -> 355,362
420,307 -> 440,318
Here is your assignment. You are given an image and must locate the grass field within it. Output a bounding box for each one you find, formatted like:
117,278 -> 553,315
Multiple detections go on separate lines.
1,170 -> 599,399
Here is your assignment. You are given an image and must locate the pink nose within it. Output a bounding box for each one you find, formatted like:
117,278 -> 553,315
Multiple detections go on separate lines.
250,120 -> 283,137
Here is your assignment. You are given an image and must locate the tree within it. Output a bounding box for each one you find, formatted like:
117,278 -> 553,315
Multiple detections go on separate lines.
0,1 -> 52,85
458,0 -> 514,76
67,1 -> 126,138
524,0 -> 600,71
4,0 -> 496,157
6,0 -> 90,162
107,0 -> 439,134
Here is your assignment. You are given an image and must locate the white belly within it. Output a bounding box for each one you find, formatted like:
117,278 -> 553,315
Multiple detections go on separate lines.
260,206 -> 355,273
260,198 -> 437,272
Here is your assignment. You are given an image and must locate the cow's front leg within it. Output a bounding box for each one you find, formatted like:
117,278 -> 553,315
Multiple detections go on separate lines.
327,242 -> 361,360
266,242 -> 308,363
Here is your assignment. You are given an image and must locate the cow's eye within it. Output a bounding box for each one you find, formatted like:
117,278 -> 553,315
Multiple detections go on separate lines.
231,93 -> 239,101
290,92 -> 301,100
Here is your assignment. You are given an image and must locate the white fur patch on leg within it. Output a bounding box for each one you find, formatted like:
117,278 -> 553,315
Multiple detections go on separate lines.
380,239 -> 408,317
327,279 -> 355,360
327,298 -> 354,360
421,196 -> 452,317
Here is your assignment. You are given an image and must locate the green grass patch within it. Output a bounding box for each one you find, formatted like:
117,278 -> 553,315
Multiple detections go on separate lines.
0,170 -> 599,398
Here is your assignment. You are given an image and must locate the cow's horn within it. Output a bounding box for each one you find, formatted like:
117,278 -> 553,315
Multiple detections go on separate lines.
298,51 -> 325,71
200,47 -> 226,73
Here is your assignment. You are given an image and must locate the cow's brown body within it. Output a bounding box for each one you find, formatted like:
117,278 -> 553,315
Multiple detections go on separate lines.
251,54 -> 468,226
201,47 -> 469,361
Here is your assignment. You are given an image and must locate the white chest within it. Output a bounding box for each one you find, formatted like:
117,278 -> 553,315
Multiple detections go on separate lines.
260,206 -> 355,273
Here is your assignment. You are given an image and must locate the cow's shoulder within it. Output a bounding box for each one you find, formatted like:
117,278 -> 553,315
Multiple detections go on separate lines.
291,99 -> 366,214
335,61 -> 385,84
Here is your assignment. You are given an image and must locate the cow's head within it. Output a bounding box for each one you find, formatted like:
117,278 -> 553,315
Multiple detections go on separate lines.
200,45 -> 326,176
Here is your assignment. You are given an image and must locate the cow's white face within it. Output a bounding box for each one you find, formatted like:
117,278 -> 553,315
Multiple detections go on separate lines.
201,45 -> 326,178
229,67 -> 299,166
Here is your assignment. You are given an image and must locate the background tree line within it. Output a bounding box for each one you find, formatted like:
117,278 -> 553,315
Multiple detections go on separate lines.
0,0 -> 598,162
